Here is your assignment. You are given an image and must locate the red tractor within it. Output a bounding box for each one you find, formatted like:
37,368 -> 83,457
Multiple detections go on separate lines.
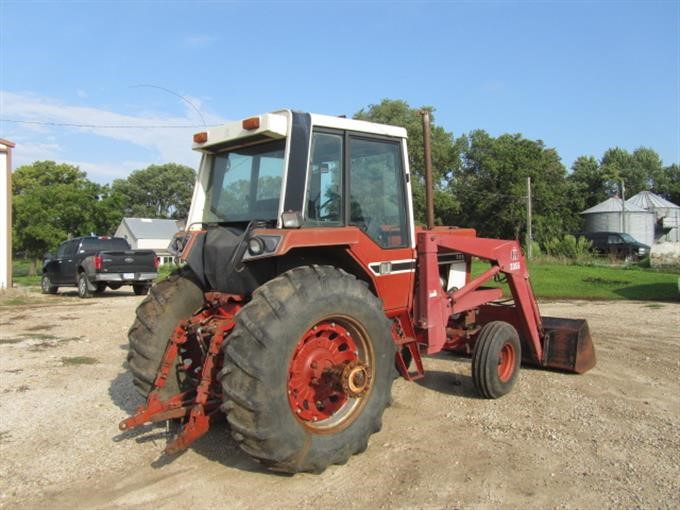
120,110 -> 595,473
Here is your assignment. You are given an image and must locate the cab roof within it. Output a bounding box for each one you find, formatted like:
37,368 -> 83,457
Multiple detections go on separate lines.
192,110 -> 408,152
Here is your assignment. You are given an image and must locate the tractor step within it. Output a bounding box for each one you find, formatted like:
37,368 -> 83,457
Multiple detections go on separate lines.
396,339 -> 424,381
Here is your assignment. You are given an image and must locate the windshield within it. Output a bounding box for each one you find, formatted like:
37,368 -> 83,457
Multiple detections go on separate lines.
80,238 -> 131,252
203,139 -> 286,223
619,233 -> 637,243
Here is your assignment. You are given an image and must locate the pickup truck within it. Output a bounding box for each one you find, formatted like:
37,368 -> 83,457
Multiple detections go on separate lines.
41,236 -> 158,298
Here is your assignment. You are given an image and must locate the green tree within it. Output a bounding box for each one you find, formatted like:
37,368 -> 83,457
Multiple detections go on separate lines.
12,161 -> 107,273
600,146 -> 665,198
112,163 -> 196,219
656,163 -> 680,204
453,131 -> 577,243
354,99 -> 464,224
568,156 -> 608,210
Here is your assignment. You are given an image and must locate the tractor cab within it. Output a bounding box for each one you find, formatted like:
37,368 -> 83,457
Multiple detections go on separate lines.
176,110 -> 418,308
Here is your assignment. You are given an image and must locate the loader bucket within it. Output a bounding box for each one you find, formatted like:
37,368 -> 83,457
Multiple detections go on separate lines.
541,317 -> 596,374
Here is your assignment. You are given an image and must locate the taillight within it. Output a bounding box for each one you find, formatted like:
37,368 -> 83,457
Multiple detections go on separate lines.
154,256 -> 160,270
94,255 -> 102,271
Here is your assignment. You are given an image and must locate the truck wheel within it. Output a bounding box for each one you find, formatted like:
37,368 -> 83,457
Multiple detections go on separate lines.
471,321 -> 521,399
127,270 -> 204,397
77,273 -> 92,299
133,284 -> 149,296
220,265 -> 395,473
41,274 -> 58,294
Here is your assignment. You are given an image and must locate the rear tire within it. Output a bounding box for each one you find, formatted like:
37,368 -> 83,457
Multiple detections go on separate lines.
78,273 -> 92,299
133,284 -> 150,296
220,265 -> 395,473
127,271 -> 204,397
471,321 -> 521,399
41,274 -> 58,294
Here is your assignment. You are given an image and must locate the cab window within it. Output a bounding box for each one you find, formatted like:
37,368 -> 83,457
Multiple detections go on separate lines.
349,137 -> 408,248
305,132 -> 343,225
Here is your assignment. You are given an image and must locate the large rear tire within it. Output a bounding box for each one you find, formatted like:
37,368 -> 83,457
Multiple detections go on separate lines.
127,271 -> 204,397
220,265 -> 395,473
471,321 -> 521,399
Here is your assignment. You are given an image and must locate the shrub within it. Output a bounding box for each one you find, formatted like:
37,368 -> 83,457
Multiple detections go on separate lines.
543,235 -> 593,261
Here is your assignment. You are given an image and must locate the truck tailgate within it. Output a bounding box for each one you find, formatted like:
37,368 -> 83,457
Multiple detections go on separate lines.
98,250 -> 157,274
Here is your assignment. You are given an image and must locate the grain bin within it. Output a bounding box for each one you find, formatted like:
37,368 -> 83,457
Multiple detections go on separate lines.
581,197 -> 655,246
626,191 -> 680,243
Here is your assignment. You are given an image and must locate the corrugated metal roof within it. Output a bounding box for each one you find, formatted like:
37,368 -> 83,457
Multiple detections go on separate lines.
626,191 -> 680,210
122,218 -> 181,239
581,197 -> 648,215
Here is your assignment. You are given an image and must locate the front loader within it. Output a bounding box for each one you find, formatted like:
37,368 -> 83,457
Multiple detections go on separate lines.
120,110 -> 595,473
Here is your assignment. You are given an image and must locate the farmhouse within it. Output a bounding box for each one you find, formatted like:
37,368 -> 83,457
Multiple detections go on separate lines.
114,217 -> 182,265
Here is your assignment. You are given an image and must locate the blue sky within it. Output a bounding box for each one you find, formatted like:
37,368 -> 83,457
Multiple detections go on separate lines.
1,1 -> 678,184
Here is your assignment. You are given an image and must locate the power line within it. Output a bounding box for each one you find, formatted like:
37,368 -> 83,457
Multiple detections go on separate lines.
0,118 -> 219,129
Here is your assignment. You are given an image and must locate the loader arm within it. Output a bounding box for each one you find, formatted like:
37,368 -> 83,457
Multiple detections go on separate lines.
415,230 -> 595,373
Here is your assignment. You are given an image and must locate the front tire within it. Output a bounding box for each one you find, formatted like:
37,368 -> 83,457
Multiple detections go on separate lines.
220,266 -> 395,473
41,274 -> 58,294
471,321 -> 521,399
127,271 -> 204,397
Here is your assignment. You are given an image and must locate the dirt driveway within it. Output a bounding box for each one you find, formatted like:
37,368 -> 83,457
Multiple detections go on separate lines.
0,289 -> 678,509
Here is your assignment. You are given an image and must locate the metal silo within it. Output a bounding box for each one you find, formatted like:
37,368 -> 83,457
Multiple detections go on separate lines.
626,191 -> 680,243
581,197 -> 655,246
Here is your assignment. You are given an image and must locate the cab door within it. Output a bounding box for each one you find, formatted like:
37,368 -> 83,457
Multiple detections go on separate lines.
57,240 -> 79,284
345,135 -> 415,312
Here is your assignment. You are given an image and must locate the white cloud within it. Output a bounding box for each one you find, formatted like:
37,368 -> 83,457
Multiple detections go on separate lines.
0,90 -> 227,181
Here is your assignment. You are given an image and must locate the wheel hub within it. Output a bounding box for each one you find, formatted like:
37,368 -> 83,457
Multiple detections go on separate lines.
497,342 -> 516,382
288,320 -> 368,425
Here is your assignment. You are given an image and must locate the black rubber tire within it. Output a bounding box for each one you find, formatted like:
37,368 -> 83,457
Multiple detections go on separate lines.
133,284 -> 150,296
77,272 -> 92,299
95,282 -> 107,294
471,321 -> 521,399
127,271 -> 204,397
41,274 -> 58,294
220,265 -> 395,473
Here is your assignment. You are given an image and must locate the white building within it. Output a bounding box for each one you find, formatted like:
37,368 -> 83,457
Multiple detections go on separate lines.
0,139 -> 15,289
115,218 -> 182,265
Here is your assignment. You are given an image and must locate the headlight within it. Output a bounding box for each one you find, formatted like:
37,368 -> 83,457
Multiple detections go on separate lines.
247,237 -> 265,256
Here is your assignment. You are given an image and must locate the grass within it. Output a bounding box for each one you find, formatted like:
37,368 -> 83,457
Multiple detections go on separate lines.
472,260 -> 679,302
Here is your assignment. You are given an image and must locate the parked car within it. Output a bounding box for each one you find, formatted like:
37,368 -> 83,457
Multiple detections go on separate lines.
41,236 -> 158,298
583,231 -> 651,260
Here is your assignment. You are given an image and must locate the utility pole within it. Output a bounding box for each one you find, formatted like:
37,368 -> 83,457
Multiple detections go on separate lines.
526,176 -> 532,259
621,179 -> 626,234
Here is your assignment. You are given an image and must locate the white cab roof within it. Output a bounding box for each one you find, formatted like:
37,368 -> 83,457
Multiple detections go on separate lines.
193,110 -> 407,152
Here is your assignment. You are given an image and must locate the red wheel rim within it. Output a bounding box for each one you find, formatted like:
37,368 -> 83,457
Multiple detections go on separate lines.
288,317 -> 373,432
497,342 -> 516,382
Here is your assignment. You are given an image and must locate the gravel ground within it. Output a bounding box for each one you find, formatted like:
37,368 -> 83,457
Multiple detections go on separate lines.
0,289 -> 678,509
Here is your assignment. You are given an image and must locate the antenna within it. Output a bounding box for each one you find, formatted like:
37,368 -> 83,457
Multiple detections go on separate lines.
130,84 -> 207,127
